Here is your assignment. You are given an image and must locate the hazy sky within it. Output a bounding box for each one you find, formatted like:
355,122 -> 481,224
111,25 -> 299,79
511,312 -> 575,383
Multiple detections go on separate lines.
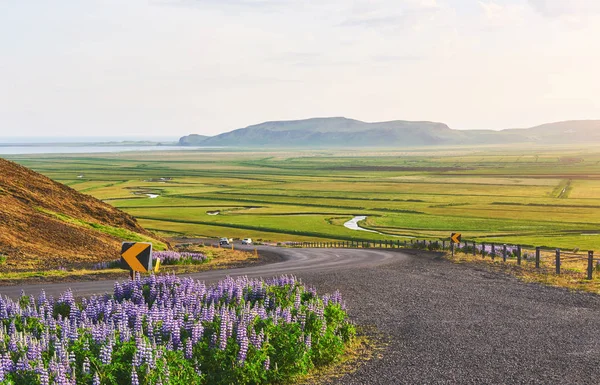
1,0 -> 599,138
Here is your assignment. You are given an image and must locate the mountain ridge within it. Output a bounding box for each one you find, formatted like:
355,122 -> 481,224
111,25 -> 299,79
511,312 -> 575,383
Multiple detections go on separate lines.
179,118 -> 600,147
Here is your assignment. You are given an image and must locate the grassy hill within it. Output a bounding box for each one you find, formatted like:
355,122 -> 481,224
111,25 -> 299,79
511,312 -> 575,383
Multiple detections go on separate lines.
179,118 -> 600,147
0,158 -> 168,271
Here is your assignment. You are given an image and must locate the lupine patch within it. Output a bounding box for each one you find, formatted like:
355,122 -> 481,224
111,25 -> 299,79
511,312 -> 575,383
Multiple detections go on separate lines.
152,251 -> 207,265
91,252 -> 207,270
0,274 -> 354,384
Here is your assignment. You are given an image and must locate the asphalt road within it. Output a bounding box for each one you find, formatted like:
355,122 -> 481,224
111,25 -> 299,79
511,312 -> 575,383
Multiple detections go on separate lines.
2,246 -> 600,384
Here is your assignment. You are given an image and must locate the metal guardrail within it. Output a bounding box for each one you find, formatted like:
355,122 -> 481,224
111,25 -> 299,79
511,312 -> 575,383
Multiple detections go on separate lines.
280,239 -> 597,280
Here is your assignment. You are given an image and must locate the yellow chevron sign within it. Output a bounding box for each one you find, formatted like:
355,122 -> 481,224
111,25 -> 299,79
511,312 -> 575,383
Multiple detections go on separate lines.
120,242 -> 152,272
451,233 -> 462,244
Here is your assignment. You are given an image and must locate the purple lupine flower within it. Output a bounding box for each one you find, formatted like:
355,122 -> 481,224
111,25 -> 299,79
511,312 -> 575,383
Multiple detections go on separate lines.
131,366 -> 139,385
185,339 -> 193,360
219,311 -> 228,350
82,357 -> 90,374
100,343 -> 112,365
237,321 -> 249,364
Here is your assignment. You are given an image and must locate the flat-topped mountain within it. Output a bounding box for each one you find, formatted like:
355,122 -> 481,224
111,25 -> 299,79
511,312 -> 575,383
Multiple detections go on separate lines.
178,134 -> 209,146
0,158 -> 168,271
179,118 -> 600,147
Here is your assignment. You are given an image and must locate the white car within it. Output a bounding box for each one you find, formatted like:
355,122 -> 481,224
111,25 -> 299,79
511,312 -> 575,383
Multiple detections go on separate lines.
219,237 -> 230,246
242,238 -> 252,245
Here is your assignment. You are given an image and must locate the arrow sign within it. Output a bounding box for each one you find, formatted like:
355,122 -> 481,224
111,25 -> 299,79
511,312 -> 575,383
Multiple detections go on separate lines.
451,233 -> 462,244
120,242 -> 153,272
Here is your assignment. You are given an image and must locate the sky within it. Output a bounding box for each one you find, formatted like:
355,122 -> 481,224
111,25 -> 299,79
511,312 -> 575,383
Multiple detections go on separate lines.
1,0 -> 599,138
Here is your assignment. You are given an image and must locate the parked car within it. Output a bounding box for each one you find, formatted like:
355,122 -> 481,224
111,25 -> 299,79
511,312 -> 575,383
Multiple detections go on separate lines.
242,238 -> 252,245
219,237 -> 230,246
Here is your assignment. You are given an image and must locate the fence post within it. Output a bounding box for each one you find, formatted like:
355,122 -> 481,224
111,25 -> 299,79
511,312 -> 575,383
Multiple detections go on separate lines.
473,241 -> 476,256
442,240 -> 446,250
517,245 -> 521,265
588,251 -> 594,280
503,244 -> 507,262
491,244 -> 495,260
481,243 -> 485,258
535,247 -> 540,269
556,249 -> 561,275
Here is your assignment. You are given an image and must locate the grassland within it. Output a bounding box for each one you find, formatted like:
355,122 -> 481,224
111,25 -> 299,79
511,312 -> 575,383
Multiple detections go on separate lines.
5,144 -> 600,251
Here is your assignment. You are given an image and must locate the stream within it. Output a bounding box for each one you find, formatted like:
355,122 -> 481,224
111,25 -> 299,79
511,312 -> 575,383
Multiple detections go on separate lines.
343,216 -> 411,238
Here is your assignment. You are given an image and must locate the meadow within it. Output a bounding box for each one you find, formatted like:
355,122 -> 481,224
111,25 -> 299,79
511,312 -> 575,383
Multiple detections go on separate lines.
6,144 -> 600,251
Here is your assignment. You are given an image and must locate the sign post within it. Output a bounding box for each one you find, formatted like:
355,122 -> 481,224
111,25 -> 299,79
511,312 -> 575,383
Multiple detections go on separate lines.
120,242 -> 155,279
450,233 -> 462,257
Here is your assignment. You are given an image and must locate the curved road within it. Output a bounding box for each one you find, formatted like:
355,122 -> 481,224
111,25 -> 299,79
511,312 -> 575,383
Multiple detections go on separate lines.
0,246 -> 403,299
3,246 -> 600,384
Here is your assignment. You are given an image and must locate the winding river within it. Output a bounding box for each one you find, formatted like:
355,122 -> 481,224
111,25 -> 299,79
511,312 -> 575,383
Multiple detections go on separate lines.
343,215 -> 411,238
343,216 -> 380,233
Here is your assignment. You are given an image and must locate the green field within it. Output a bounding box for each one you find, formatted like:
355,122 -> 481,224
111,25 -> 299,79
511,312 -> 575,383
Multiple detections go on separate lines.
6,145 -> 600,250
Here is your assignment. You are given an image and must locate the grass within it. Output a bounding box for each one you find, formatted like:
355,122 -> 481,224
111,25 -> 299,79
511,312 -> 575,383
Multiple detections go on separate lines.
6,144 -> 600,251
445,248 -> 600,294
36,207 -> 168,250
293,333 -> 379,385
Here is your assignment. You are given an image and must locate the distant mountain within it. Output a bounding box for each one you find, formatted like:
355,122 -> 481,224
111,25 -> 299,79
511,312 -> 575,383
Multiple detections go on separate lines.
0,158 -> 168,271
178,134 -> 209,146
504,120 -> 600,144
179,118 -> 600,147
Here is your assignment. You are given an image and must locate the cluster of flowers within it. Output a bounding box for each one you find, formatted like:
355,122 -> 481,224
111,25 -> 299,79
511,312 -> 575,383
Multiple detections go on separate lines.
91,260 -> 121,270
473,243 -> 520,258
91,251 -> 207,271
0,274 -> 354,384
152,251 -> 207,265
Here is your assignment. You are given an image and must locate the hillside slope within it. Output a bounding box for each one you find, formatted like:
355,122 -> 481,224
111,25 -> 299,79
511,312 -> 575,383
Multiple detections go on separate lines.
0,158 -> 167,271
179,118 -> 600,147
